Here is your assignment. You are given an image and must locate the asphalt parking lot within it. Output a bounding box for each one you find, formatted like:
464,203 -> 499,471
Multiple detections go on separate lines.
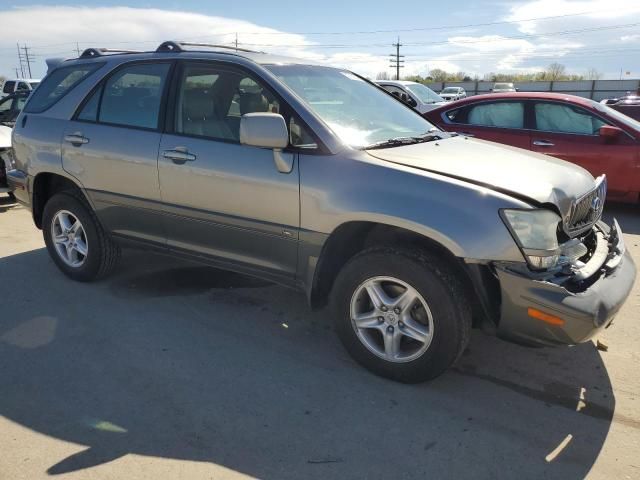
0,197 -> 639,480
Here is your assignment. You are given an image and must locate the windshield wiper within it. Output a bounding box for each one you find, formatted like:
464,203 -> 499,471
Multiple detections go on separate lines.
363,131 -> 446,150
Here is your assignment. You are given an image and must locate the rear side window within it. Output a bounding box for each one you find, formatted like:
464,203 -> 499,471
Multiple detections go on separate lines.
3,81 -> 15,94
24,63 -> 102,113
467,102 -> 524,128
98,63 -> 170,129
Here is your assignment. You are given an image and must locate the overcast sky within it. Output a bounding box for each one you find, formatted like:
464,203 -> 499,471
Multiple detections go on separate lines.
0,0 -> 639,80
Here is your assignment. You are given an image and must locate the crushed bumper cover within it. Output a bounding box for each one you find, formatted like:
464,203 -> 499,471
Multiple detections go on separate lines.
495,220 -> 636,347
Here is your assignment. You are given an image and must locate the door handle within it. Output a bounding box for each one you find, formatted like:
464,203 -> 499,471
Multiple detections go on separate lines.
163,148 -> 196,164
533,140 -> 555,147
64,133 -> 89,145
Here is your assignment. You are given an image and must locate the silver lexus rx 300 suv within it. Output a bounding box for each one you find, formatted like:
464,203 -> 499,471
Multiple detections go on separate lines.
8,42 -> 636,383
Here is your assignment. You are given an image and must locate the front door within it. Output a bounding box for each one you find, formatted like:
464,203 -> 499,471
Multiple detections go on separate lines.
62,62 -> 172,246
158,62 -> 300,282
530,101 -> 638,199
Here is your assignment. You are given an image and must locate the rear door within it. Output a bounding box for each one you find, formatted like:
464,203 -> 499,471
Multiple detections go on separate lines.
62,61 -> 172,246
530,101 -> 638,198
441,100 -> 530,149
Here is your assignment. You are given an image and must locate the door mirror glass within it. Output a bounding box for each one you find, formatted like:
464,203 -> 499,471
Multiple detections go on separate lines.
240,113 -> 289,149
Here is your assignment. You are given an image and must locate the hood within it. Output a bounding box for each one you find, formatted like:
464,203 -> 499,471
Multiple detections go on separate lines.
0,125 -> 11,149
366,136 -> 597,220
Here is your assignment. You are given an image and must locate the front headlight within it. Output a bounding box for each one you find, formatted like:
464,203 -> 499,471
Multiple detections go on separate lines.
501,209 -> 562,270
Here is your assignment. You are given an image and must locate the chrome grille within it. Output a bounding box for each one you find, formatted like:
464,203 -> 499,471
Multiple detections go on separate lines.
566,175 -> 607,236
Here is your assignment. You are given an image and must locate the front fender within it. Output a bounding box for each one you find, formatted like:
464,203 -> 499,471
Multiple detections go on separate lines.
300,151 -> 528,263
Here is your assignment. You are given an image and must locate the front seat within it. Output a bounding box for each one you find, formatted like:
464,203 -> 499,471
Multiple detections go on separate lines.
182,89 -> 234,140
239,92 -> 270,115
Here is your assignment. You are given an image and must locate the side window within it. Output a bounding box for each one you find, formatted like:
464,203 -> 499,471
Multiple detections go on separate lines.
2,81 -> 15,94
289,116 -> 317,148
445,108 -> 461,122
0,97 -> 12,112
381,85 -> 404,97
175,64 -> 280,142
467,101 -> 524,128
24,63 -> 102,113
77,88 -> 101,122
16,96 -> 28,110
99,63 -> 170,129
17,82 -> 30,91
534,103 -> 606,135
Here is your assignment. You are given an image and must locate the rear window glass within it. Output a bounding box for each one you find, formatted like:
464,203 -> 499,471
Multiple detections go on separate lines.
24,63 -> 103,113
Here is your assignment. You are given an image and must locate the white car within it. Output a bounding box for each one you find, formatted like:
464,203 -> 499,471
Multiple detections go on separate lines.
1,78 -> 40,99
376,80 -> 445,114
439,86 -> 467,101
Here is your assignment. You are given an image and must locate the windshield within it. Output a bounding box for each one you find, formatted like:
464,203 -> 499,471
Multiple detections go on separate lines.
592,100 -> 640,132
441,88 -> 459,94
405,83 -> 444,103
265,65 -> 436,148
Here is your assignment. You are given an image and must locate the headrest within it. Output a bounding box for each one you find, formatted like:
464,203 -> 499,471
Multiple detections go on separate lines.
183,89 -> 214,119
239,92 -> 269,115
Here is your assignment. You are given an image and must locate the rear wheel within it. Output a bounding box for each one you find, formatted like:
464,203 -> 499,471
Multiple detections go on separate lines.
42,192 -> 120,281
331,248 -> 471,383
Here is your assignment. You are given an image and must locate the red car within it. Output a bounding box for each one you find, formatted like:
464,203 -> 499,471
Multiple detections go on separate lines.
424,92 -> 640,203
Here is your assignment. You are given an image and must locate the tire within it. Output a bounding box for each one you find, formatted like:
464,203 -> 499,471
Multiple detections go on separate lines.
42,191 -> 120,281
331,247 -> 471,383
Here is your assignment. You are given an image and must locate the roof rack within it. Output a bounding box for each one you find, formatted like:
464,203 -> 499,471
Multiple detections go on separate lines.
80,48 -> 143,59
156,41 -> 262,54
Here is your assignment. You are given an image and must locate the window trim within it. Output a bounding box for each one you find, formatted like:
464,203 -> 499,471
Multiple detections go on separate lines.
24,62 -> 105,114
73,59 -> 176,133
164,59 -> 328,154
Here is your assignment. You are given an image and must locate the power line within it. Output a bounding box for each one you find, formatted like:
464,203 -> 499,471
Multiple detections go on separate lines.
390,37 -> 404,80
0,8 -> 621,52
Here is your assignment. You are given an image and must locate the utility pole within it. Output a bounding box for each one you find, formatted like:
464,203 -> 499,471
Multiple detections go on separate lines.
22,45 -> 33,78
235,33 -> 238,51
76,42 -> 81,57
16,43 -> 25,78
14,67 -> 20,77
389,37 -> 404,80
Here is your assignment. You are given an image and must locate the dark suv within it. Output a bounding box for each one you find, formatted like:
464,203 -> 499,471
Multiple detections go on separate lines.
7,42 -> 636,383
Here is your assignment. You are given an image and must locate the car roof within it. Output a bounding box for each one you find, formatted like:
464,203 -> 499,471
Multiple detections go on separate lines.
375,80 -> 418,86
54,42 -> 327,72
432,91 -> 595,108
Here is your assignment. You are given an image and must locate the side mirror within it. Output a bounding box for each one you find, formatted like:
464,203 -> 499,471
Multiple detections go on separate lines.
599,125 -> 622,142
240,113 -> 293,173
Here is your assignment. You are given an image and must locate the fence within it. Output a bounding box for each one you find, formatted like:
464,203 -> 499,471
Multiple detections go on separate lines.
426,79 -> 640,101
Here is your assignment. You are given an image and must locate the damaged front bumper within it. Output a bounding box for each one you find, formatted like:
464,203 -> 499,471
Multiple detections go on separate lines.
495,219 -> 636,347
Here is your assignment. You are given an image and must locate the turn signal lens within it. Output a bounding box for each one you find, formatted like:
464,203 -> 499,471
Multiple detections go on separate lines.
527,308 -> 565,326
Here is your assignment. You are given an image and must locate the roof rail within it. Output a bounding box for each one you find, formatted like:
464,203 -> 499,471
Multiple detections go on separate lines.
156,41 -> 262,54
80,48 -> 142,59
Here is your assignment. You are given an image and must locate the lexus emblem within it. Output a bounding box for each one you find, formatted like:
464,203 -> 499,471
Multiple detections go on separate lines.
591,196 -> 602,212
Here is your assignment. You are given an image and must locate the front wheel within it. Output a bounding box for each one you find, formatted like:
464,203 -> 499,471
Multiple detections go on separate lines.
42,191 -> 120,281
331,248 -> 471,383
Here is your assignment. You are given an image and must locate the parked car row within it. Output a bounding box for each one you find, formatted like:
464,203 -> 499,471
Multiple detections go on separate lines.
5,42 -> 637,383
